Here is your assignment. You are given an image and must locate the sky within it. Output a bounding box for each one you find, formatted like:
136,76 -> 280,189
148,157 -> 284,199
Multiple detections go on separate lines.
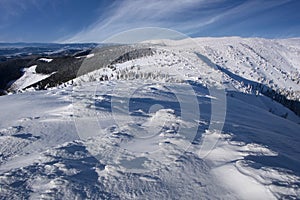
0,0 -> 299,43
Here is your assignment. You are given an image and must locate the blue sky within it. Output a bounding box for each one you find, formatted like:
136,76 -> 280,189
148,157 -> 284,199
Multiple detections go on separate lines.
0,0 -> 299,43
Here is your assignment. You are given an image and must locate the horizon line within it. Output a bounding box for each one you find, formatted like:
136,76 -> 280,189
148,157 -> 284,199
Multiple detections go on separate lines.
1,36 -> 300,44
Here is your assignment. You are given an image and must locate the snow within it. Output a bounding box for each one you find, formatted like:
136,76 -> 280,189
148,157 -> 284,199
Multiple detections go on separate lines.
9,65 -> 53,92
143,37 -> 300,101
38,58 -> 53,63
75,53 -> 95,59
0,37 -> 300,199
1,80 -> 299,198
86,53 -> 94,58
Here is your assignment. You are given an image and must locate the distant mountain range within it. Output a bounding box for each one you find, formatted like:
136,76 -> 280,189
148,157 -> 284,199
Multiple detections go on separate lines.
0,43 -> 99,59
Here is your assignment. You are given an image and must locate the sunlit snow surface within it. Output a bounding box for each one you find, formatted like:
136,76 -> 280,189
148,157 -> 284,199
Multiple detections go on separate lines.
9,65 -> 53,92
38,58 -> 53,63
0,38 -> 300,199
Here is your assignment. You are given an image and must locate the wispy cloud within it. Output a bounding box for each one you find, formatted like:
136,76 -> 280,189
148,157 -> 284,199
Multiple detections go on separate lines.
63,0 -> 293,42
0,0 -> 49,30
63,0 -> 223,42
0,0 -> 42,18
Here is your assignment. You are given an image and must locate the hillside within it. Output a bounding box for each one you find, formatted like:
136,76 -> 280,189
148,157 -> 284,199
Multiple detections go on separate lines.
0,37 -> 299,199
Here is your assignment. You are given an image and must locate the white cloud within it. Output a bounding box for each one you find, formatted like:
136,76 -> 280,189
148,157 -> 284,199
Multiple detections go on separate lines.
62,0 -> 292,43
63,0 -> 222,42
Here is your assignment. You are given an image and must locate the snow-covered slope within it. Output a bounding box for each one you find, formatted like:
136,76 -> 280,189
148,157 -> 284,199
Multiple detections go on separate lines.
0,37 -> 299,199
8,65 -> 54,92
70,37 -> 300,118
194,37 -> 299,100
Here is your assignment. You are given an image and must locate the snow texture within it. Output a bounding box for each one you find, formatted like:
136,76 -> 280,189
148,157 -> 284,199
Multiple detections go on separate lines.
0,37 -> 299,199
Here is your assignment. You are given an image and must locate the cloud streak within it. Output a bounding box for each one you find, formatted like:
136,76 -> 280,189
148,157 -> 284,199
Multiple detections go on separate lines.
62,0 -> 295,42
63,0 -> 228,42
0,0 -> 297,42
